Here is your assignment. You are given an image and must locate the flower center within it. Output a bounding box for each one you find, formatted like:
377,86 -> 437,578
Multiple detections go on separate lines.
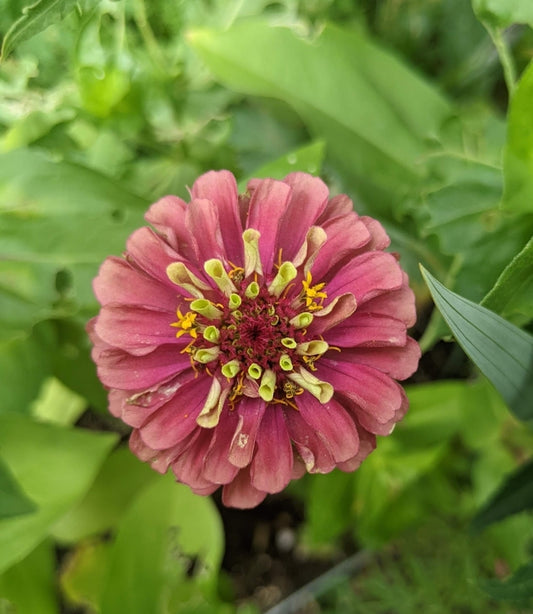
166,231 -> 335,425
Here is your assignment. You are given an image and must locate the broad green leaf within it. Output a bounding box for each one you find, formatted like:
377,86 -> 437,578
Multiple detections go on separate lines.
0,415 -> 117,573
0,149 -> 148,264
473,0 -> 533,28
482,558 -> 533,601
423,162 -> 502,256
0,457 -> 36,520
188,20 -> 451,214
482,235 -> 533,325
0,149 -> 149,335
472,459 -> 533,532
0,540 -> 58,614
0,321 -> 56,414
420,265 -> 533,422
239,140 -> 326,191
52,446 -> 156,543
503,60 -> 533,214
1,0 -> 87,61
99,474 -> 224,614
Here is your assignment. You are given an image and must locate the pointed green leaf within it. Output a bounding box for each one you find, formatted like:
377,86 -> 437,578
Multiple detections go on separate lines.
0,457 -> 36,520
472,458 -> 533,532
188,20 -> 451,214
420,265 -> 533,422
482,236 -> 533,325
1,0 -> 82,61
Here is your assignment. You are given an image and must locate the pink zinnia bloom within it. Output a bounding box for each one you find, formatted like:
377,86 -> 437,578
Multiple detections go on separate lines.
88,171 -> 420,508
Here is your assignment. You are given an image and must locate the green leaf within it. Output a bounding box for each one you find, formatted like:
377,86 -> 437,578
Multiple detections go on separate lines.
472,459 -> 533,532
1,0 -> 84,61
0,149 -> 149,336
303,471 -> 355,547
0,415 -> 117,574
0,321 -> 56,414
503,60 -> 533,214
482,559 -> 533,601
99,474 -> 224,614
482,235 -> 533,325
52,446 -> 156,543
0,457 -> 36,520
239,140 -> 326,191
188,20 -> 451,214
420,265 -> 533,422
473,0 -> 533,28
0,540 -> 58,614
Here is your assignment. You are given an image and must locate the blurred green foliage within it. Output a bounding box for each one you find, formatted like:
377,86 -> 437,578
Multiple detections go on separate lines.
1,0 -> 533,612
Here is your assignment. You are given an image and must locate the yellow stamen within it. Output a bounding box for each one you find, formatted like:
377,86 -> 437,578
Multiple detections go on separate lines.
171,309 -> 198,338
302,271 -> 327,311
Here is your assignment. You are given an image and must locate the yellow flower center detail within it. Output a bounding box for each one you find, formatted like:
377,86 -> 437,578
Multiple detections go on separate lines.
302,271 -> 327,311
171,308 -> 198,339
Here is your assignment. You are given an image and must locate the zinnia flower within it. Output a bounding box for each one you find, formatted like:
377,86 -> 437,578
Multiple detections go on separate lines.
88,171 -> 420,508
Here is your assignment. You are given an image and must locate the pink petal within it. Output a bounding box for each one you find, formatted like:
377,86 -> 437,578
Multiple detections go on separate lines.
277,173 -> 329,260
120,370 -> 197,428
171,429 -> 218,491
186,198 -> 226,263
317,359 -> 407,432
246,178 -> 291,273
94,344 -> 192,390
309,293 -> 357,336
251,408 -> 293,493
222,466 -> 267,509
93,257 -> 177,311
228,397 -> 267,468
296,394 -> 360,463
145,195 -> 192,257
358,216 -> 390,251
139,375 -> 212,449
311,214 -> 371,280
317,194 -> 354,221
126,227 -> 203,286
325,313 -> 407,348
336,426 -> 376,471
94,305 -> 178,355
191,170 -> 243,264
129,428 -> 187,474
285,409 -> 336,474
339,337 -> 421,380
357,273 -> 416,327
202,407 -> 241,484
339,387 -> 409,436
325,251 -> 403,305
